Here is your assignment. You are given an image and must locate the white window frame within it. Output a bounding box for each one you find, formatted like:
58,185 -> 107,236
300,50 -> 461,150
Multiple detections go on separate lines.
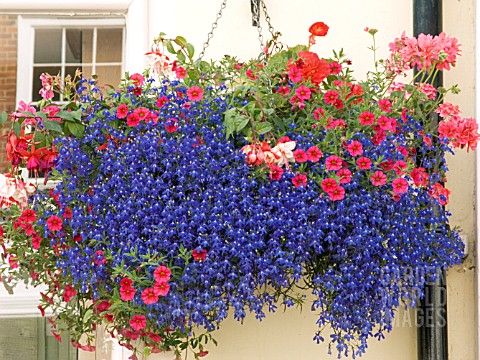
16,16 -> 126,105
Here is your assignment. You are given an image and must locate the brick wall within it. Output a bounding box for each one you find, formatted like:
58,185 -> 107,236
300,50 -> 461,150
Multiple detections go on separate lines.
0,15 -> 17,173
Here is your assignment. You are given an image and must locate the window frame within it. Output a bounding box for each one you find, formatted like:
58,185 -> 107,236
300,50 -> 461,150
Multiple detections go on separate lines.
16,16 -> 126,105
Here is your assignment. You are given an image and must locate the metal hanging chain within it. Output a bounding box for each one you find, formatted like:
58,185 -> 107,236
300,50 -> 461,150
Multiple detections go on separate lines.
252,0 -> 265,54
260,0 -> 277,39
198,0 -> 228,60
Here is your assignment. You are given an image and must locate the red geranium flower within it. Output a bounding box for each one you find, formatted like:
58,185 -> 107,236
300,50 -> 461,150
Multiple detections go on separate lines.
297,51 -> 330,85
309,22 -> 329,37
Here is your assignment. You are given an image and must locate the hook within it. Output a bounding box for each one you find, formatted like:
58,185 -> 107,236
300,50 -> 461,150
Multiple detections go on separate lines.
250,0 -> 260,27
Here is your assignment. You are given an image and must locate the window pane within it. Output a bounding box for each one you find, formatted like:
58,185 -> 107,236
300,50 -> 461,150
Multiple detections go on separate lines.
96,28 -> 123,62
32,66 -> 61,102
66,29 -> 93,64
34,29 -> 62,63
94,65 -> 122,90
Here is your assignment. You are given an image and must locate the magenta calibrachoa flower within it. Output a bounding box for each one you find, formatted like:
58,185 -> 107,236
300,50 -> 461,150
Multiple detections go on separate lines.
0,21 -> 476,360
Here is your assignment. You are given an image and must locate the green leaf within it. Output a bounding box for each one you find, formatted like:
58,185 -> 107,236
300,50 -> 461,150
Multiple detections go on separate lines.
255,122 -> 273,135
187,69 -> 200,81
177,50 -> 186,63
185,43 -> 195,58
236,117 -> 249,132
33,132 -> 46,148
0,111 -> 7,125
174,36 -> 187,47
57,109 -> 82,122
34,111 -> 47,122
166,40 -> 176,55
43,120 -> 63,133
67,122 -> 84,138
13,121 -> 21,136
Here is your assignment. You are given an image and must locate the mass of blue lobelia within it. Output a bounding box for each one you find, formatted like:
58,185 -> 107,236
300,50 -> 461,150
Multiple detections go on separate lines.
0,24 -> 471,359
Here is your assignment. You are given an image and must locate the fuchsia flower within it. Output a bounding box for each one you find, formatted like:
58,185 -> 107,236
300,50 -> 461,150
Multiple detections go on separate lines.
46,216 -> 62,231
130,315 -> 147,331
154,265 -> 171,283
187,86 -> 204,101
63,284 -> 77,302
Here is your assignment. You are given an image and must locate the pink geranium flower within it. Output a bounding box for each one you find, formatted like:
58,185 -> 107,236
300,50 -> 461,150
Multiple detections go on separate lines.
46,216 -> 63,231
153,265 -> 171,283
141,288 -> 159,305
187,86 -> 204,101
325,155 -> 342,171
154,281 -> 170,297
130,315 -> 147,331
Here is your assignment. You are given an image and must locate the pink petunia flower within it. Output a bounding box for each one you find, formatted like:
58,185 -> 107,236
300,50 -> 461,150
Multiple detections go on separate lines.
370,171 -> 387,186
306,146 -> 322,162
153,265 -> 171,283
141,288 -> 159,305
325,155 -> 342,171
153,281 -> 170,297
186,86 -> 204,102
356,157 -> 372,170
292,173 -> 307,188
46,216 -> 63,231
392,177 -> 409,194
346,140 -> 363,156
130,315 -> 147,331
120,286 -> 136,301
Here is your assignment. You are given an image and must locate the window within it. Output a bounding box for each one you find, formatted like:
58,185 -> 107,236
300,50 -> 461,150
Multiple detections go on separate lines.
17,17 -> 125,104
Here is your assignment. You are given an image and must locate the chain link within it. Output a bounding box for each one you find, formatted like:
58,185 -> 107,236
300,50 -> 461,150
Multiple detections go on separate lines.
198,0 -> 228,60
198,0 -> 278,61
260,0 -> 277,38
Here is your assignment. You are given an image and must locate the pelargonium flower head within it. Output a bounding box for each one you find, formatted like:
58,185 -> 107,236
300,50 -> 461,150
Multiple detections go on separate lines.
46,216 -> 62,231
325,155 -> 342,171
187,86 -> 204,102
154,265 -> 171,283
309,22 -> 329,37
130,315 -> 146,331
153,281 -> 170,297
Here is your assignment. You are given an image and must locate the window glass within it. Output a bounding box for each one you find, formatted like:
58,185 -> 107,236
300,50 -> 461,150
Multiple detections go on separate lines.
34,29 -> 62,63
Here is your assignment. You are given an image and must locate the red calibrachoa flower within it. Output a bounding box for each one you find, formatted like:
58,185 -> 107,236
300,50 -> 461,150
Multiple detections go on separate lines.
429,183 -> 451,205
116,104 -> 129,119
120,286 -> 136,301
192,249 -> 208,262
359,111 -> 375,126
269,165 -> 284,180
120,278 -> 133,288
337,168 -> 352,184
321,178 -> 337,193
187,86 -> 204,101
63,284 -> 77,302
392,178 -> 409,194
306,146 -> 322,162
293,149 -> 308,163
325,155 -> 342,171
346,141 -> 363,156
370,171 -> 387,186
292,173 -> 307,188
46,216 -> 62,231
356,157 -> 372,170
130,315 -> 147,331
154,265 -> 171,283
327,185 -> 345,201
141,287 -> 159,305
154,281 -> 170,297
